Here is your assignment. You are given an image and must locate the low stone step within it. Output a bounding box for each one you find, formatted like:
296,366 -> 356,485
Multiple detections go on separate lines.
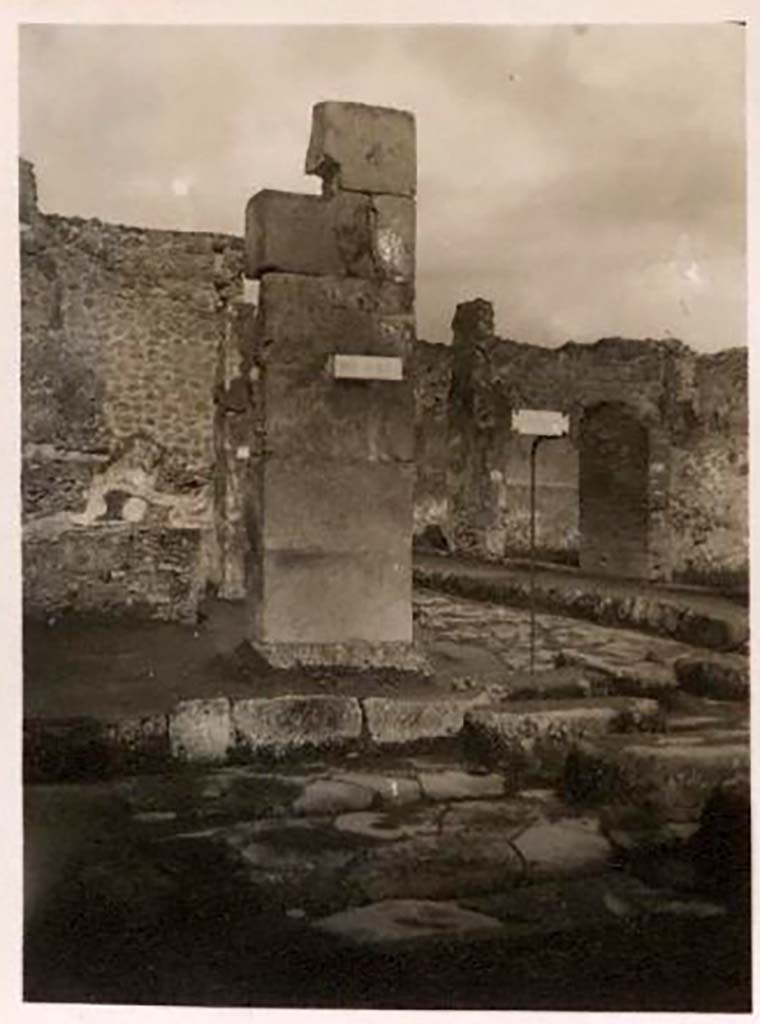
673,654 -> 749,702
463,697 -> 664,780
24,691 -> 492,781
563,730 -> 750,822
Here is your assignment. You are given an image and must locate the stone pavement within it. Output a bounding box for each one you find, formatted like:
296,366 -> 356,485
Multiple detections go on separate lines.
24,730 -> 750,1008
24,577 -> 751,1008
414,552 -> 749,651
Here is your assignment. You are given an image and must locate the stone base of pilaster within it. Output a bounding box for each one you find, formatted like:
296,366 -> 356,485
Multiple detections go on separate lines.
246,639 -> 433,679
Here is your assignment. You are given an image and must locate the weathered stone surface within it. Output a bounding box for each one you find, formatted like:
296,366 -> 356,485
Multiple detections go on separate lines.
256,273 -> 414,365
437,296 -> 747,586
334,810 -> 433,842
343,832 -> 524,903
514,817 -> 611,879
19,156 -> 38,223
224,819 -> 358,910
23,525 -> 207,624
104,714 -> 169,768
332,773 -> 422,805
673,654 -> 749,701
168,698 -> 232,763
363,697 -> 471,745
248,640 -> 431,675
554,651 -> 677,697
245,189 -> 414,283
231,696 -> 363,757
254,548 -> 412,647
564,732 -> 750,821
439,799 -> 536,833
464,698 -> 663,775
505,667 -> 594,700
414,557 -> 747,652
292,779 -> 374,817
259,458 -> 413,553
313,899 -> 503,945
21,180 -> 244,621
418,770 -> 505,802
263,368 -> 414,462
306,100 -> 416,197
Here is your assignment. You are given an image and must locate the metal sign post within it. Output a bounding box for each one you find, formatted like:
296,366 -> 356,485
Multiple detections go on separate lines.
512,409 -> 570,675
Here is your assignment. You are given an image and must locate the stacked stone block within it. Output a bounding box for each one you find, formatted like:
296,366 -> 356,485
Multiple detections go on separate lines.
243,102 -> 421,668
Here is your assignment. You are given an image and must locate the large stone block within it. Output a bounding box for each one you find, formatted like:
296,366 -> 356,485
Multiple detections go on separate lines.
306,101 -> 416,197
263,367 -> 414,462
255,548 -> 411,644
245,189 -> 414,283
256,273 -> 414,367
231,695 -> 363,757
363,698 -> 472,746
257,458 -> 414,554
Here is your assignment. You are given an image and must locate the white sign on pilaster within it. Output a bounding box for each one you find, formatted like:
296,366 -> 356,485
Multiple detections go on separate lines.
327,354 -> 404,381
512,409 -> 569,437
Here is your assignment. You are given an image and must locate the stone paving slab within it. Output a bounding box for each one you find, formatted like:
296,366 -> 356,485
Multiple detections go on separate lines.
514,818 -> 612,879
313,899 -> 504,945
418,769 -> 505,802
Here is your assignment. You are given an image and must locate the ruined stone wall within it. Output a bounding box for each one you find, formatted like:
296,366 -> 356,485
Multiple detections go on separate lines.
409,339 -> 451,535
669,348 -> 748,584
21,160 -> 245,620
422,298 -> 747,584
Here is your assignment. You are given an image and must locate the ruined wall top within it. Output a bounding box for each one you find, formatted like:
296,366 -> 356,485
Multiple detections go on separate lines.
19,157 -> 38,224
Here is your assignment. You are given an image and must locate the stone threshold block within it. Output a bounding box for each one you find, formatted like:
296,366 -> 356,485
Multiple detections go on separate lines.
306,100 -> 416,197
245,189 -> 414,284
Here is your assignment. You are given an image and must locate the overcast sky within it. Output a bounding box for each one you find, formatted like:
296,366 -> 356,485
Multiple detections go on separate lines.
19,22 -> 745,351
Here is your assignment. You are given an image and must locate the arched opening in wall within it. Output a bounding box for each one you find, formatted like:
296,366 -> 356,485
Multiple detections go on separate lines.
579,402 -> 650,579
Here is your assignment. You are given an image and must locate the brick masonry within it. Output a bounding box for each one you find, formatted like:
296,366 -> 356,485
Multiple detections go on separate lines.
21,160 -> 245,620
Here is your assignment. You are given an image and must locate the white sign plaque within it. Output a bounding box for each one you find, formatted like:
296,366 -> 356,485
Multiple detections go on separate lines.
512,408 -> 569,437
328,354 -> 403,381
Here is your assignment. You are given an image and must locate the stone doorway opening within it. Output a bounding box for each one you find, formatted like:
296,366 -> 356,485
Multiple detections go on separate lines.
578,402 -> 652,579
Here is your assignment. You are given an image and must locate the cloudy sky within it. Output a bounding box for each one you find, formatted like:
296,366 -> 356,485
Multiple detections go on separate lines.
19,21 -> 745,351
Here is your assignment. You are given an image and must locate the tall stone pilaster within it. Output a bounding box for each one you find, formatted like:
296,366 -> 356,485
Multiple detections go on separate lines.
243,102 -> 425,672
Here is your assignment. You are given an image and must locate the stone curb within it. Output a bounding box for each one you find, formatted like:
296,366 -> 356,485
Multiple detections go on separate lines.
463,698 -> 664,778
563,733 -> 750,821
673,654 -> 749,702
413,564 -> 747,652
24,692 -> 488,781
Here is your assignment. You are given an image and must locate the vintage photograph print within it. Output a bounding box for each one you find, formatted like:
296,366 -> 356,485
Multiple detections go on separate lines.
19,19 -> 749,1012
